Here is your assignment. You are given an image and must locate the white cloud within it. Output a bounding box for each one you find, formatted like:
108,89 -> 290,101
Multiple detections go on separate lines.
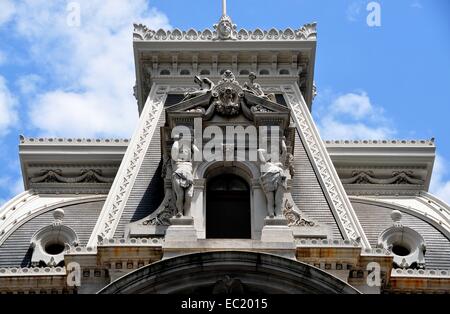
430,155 -> 450,205
0,0 -> 15,25
16,74 -> 42,94
10,0 -> 171,138
0,176 -> 23,208
331,92 -> 374,119
316,91 -> 395,140
0,75 -> 18,136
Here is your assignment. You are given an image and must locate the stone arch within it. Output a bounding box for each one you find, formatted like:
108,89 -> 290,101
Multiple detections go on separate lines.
196,161 -> 260,182
98,251 -> 360,294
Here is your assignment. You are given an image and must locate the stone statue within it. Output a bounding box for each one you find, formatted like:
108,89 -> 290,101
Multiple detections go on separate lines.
171,135 -> 199,217
258,149 -> 288,218
244,72 -> 276,102
280,136 -> 295,177
183,76 -> 215,101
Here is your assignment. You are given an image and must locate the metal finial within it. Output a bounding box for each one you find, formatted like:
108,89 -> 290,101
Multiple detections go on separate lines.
222,0 -> 227,16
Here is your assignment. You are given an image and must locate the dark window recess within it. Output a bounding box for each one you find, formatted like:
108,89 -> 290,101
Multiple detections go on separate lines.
45,243 -> 66,255
392,244 -> 411,256
275,94 -> 287,106
206,174 -> 251,239
164,94 -> 186,107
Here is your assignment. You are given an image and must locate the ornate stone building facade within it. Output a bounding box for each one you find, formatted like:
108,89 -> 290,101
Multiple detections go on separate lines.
0,5 -> 449,294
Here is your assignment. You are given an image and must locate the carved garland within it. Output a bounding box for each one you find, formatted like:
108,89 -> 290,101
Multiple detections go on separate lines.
29,169 -> 114,184
282,85 -> 365,244
341,171 -> 425,185
92,86 -> 168,244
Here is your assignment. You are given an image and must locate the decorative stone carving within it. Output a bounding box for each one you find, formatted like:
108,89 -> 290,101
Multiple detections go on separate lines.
182,76 -> 215,101
182,71 -> 276,121
143,195 -> 176,227
212,276 -> 244,294
281,136 -> 295,177
171,135 -> 199,217
377,210 -> 427,269
244,72 -> 276,102
214,16 -> 237,41
30,169 -> 114,184
133,25 -> 317,42
341,170 -> 425,185
282,200 -> 315,227
210,70 -> 244,116
258,149 -> 287,218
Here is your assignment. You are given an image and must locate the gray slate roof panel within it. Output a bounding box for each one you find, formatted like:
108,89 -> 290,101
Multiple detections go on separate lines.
352,201 -> 450,269
291,130 -> 342,239
0,200 -> 104,268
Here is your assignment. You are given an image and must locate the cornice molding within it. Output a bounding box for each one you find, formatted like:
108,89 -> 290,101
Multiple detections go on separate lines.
133,24 -> 317,42
325,139 -> 435,147
20,136 -> 130,146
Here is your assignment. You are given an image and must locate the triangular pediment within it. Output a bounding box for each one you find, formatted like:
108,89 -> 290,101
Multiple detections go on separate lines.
164,72 -> 293,134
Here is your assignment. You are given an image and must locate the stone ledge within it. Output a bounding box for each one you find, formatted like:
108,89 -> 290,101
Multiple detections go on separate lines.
391,268 -> 450,278
98,238 -> 164,247
295,238 -> 360,248
0,267 -> 66,277
360,248 -> 393,257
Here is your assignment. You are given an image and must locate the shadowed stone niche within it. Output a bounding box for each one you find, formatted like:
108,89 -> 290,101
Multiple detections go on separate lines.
98,251 -> 360,294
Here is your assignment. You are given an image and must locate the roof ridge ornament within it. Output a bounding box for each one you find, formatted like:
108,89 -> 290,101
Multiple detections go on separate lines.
214,0 -> 237,40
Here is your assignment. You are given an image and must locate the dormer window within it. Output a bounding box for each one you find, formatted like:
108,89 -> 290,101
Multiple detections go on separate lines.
30,209 -> 79,267
377,210 -> 426,269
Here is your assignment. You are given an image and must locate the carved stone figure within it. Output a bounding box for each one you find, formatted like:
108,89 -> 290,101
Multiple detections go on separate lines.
183,76 -> 215,101
171,136 -> 199,217
258,149 -> 288,218
280,136 -> 295,177
244,72 -> 276,102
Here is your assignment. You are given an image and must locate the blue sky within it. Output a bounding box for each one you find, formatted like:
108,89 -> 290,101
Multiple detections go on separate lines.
0,0 -> 449,205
